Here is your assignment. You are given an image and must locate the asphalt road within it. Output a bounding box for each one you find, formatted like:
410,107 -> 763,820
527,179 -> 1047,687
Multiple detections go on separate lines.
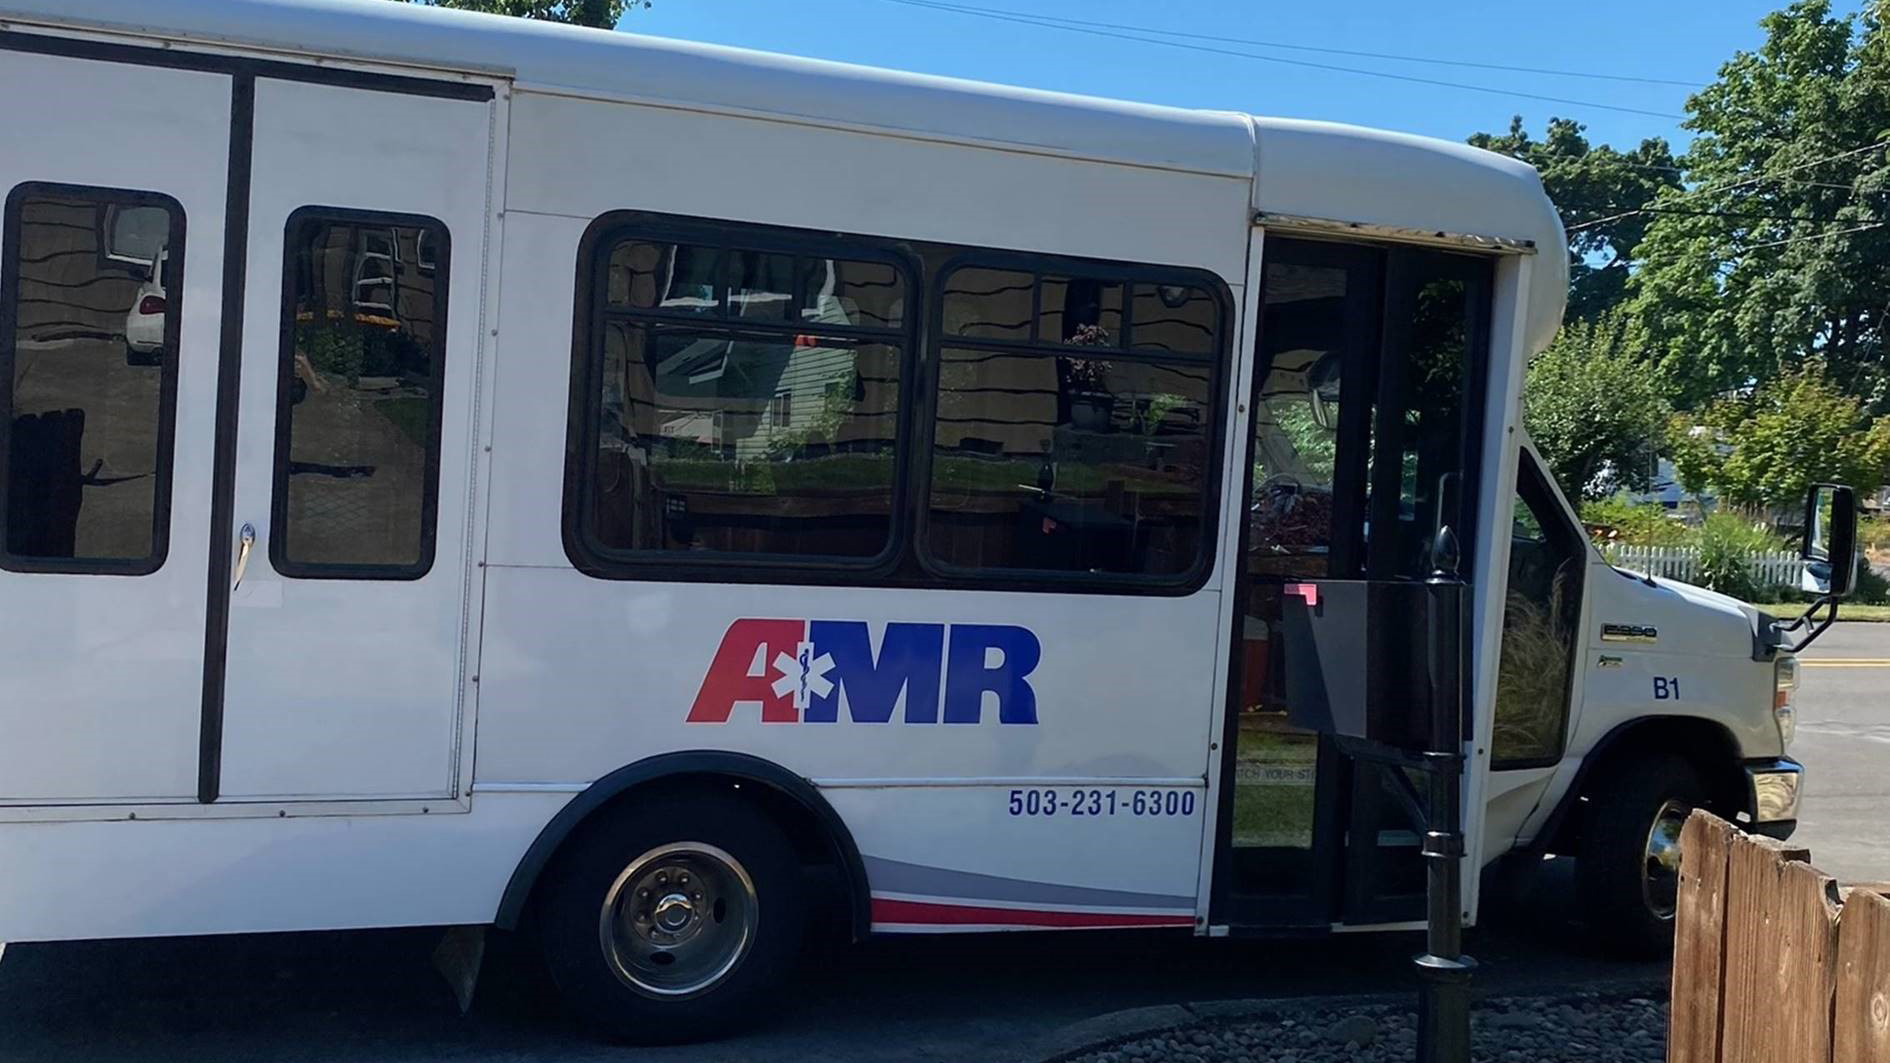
2,624 -> 1880,1063
0,877 -> 1657,1063
1783,621 -> 1890,884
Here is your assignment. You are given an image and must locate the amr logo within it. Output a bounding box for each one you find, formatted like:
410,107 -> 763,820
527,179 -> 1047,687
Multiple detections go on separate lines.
687,619 -> 1042,725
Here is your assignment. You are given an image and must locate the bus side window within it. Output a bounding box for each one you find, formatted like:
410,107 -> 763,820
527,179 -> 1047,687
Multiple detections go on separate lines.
1492,452 -> 1585,767
577,230 -> 911,565
271,209 -> 449,578
1,183 -> 185,574
926,267 -> 1223,581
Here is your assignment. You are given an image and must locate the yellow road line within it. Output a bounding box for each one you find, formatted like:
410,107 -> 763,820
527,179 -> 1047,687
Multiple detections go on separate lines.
1802,658 -> 1890,667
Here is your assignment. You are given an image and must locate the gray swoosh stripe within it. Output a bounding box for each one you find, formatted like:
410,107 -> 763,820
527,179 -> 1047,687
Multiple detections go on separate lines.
863,856 -> 1194,911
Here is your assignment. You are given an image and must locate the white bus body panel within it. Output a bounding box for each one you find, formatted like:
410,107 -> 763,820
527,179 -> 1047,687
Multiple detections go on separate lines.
479,89 -> 1252,927
0,794 -> 564,941
0,52 -> 231,804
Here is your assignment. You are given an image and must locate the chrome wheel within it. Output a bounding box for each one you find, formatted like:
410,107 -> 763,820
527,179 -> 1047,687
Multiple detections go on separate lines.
598,842 -> 758,998
1642,800 -> 1691,920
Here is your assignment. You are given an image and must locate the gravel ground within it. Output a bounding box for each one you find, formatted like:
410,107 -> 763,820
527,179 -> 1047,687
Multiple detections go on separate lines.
1056,993 -> 1668,1063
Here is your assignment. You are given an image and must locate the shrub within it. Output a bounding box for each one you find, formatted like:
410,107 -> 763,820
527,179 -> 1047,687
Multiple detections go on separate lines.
1855,560 -> 1890,605
1695,512 -> 1783,600
1580,495 -> 1690,546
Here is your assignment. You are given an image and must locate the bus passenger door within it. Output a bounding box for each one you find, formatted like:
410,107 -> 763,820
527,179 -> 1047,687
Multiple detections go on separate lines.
0,51 -> 232,804
210,77 -> 496,801
1213,236 -> 1493,928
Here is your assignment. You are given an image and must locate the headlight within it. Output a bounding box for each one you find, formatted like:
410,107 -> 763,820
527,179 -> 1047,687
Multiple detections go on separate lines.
1774,655 -> 1799,748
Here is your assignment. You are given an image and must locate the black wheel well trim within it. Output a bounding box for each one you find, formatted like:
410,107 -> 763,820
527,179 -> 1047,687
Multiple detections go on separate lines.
492,751 -> 871,940
1524,715 -> 1751,856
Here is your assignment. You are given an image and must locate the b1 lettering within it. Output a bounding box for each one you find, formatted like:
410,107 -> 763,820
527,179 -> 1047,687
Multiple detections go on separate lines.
688,618 -> 1042,725
1653,676 -> 1681,701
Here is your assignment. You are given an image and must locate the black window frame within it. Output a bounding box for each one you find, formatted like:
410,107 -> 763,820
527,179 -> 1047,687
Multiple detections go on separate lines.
918,250 -> 1233,592
0,180 -> 187,577
563,211 -> 922,580
268,204 -> 451,582
562,212 -> 1234,595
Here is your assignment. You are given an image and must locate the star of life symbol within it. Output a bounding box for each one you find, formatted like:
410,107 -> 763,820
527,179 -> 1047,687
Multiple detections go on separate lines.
771,640 -> 835,712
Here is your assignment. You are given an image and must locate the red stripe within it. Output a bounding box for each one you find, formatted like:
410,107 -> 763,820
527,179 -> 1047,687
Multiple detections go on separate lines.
871,898 -> 1193,928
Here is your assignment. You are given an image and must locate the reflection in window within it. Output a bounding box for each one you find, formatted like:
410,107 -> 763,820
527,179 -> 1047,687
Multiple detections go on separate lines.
586,235 -> 909,561
2,185 -> 182,572
927,261 -> 1221,579
274,211 -> 448,576
1249,262 -> 1353,580
1370,273 -> 1471,579
941,267 -> 1033,341
1130,283 -> 1217,355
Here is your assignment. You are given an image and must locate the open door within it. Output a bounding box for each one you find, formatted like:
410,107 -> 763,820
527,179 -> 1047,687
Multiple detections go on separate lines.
1212,236 -> 1492,929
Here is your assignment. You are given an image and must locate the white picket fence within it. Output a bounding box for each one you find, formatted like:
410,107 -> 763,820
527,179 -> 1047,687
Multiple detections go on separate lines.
1599,543 -> 1804,588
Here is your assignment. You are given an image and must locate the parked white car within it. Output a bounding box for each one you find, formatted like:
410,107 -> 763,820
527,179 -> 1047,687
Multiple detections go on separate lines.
122,249 -> 167,365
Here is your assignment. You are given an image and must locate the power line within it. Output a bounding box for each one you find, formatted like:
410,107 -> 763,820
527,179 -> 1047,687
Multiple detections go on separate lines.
1738,220 -> 1887,253
1561,203 -> 1866,224
1605,157 -> 1862,191
889,0 -> 1704,88
1566,141 -> 1890,231
872,0 -> 1688,120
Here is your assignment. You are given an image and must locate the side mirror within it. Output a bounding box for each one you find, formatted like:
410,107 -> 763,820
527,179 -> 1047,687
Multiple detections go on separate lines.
1801,483 -> 1859,599
1306,352 -> 1343,431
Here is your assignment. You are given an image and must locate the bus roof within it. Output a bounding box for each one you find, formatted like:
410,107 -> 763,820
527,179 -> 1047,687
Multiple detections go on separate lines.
0,0 -> 1568,349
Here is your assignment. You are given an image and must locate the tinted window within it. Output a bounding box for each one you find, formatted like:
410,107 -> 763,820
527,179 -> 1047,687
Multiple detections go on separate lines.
1366,256 -> 1486,580
581,231 -> 911,564
926,264 -> 1222,579
1249,261 -> 1358,580
1,184 -> 184,573
1493,454 -> 1585,766
272,210 -> 448,577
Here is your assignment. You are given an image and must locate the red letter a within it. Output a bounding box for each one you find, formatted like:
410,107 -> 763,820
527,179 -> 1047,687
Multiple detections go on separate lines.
687,619 -> 804,723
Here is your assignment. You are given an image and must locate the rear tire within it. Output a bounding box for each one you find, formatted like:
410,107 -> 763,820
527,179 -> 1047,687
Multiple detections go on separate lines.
1575,752 -> 1708,957
536,791 -> 806,1044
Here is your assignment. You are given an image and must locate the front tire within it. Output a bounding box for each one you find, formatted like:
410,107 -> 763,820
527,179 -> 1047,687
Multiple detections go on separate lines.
1575,752 -> 1708,957
536,791 -> 807,1043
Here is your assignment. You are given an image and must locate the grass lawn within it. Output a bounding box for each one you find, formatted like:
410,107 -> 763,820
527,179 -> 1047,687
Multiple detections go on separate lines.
1230,721 -> 1318,848
1748,602 -> 1890,622
1230,781 -> 1317,848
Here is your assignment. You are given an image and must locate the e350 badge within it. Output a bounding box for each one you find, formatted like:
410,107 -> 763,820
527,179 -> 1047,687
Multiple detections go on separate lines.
687,619 -> 1042,725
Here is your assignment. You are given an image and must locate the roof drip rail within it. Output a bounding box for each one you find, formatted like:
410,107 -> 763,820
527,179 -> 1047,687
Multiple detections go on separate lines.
1254,211 -> 1537,255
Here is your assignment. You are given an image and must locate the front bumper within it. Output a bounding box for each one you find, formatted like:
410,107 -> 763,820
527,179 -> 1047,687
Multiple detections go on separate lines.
1745,756 -> 1803,837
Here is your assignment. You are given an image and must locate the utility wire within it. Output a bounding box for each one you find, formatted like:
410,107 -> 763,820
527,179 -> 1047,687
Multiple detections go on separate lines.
873,0 -> 1687,120
1738,220 -> 1887,252
1566,141 -> 1890,231
888,0 -> 1704,88
1560,203 -> 1867,224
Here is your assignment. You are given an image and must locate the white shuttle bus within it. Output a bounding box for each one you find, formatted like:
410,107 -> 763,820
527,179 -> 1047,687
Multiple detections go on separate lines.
0,0 -> 1847,1042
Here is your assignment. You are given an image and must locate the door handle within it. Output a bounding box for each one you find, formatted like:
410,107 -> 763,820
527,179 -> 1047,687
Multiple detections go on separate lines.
232,523 -> 256,592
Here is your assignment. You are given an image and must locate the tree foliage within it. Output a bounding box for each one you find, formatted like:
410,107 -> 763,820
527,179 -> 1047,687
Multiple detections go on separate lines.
1631,1 -> 1890,409
390,0 -> 640,28
1469,117 -> 1681,320
1669,363 -> 1890,514
1522,312 -> 1673,500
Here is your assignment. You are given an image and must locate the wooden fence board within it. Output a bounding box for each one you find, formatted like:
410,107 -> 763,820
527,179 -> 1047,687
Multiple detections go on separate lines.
1835,887 -> 1890,1063
1671,811 -> 1736,1063
1720,833 -> 1815,1063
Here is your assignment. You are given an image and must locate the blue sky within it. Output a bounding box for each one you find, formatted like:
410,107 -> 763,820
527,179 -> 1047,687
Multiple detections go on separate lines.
619,0 -> 1861,156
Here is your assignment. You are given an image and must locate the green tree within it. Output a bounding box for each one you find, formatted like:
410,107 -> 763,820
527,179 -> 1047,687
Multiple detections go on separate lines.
1469,117 -> 1681,320
1670,363 -> 1890,516
390,0 -> 642,28
1522,311 -> 1674,500
1630,1 -> 1890,409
